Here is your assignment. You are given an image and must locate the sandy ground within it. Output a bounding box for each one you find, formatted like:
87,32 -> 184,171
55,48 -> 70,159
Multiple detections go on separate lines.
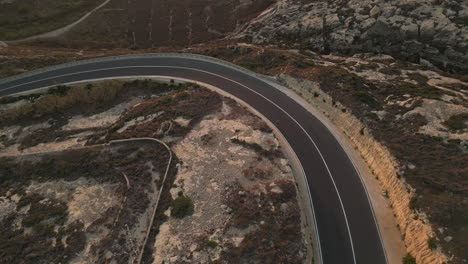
404,99 -> 468,140
64,97 -> 143,130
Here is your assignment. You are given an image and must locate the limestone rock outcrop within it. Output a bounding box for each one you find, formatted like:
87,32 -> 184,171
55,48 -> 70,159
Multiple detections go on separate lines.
237,0 -> 468,74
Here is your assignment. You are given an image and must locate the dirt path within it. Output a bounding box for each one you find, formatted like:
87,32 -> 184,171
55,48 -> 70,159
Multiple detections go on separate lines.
4,0 -> 111,44
110,138 -> 173,264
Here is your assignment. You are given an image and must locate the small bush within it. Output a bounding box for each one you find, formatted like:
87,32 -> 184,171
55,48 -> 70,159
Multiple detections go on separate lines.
171,196 -> 194,219
428,237 -> 437,250
402,253 -> 416,264
206,240 -> 218,248
409,197 -> 418,211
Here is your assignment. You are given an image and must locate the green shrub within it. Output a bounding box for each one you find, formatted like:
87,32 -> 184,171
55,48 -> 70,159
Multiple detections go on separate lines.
171,196 -> 194,219
402,253 -> 416,264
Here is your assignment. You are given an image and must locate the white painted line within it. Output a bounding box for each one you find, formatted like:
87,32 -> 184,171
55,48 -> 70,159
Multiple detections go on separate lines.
1,65 -> 359,264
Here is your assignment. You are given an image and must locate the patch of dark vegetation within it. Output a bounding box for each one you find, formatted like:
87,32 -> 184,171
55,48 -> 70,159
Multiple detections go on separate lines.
99,86 -> 222,143
406,72 -> 429,85
18,127 -> 97,150
21,194 -> 68,227
377,66 -> 401,75
220,180 -> 304,263
0,191 -> 85,264
402,253 -> 416,264
353,91 -> 380,107
238,51 -> 288,73
231,138 -> 283,159
353,62 -> 380,72
206,240 -> 218,248
0,79 -> 184,129
0,93 -> 42,105
222,97 -> 273,133
442,113 -> 468,132
171,196 -> 194,219
242,166 -> 272,181
428,236 -> 438,250
0,140 -> 171,263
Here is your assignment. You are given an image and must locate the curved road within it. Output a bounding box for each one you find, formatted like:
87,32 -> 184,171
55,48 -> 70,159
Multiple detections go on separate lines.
0,55 -> 387,264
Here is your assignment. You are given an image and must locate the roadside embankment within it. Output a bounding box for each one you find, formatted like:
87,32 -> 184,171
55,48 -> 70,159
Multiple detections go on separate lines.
278,75 -> 448,264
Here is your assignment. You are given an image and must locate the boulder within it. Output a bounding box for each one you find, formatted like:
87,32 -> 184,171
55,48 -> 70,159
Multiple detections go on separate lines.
401,23 -> 419,39
420,20 -> 435,39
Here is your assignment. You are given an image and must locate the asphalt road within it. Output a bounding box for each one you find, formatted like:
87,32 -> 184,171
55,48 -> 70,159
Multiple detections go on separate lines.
0,55 -> 387,264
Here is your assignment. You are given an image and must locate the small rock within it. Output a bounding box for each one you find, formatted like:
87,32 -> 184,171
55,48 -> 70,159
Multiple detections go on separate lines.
444,236 -> 453,242
370,6 -> 381,17
238,191 -> 245,196
280,203 -> 289,212
408,163 -> 416,170
190,244 -> 197,252
438,227 -> 444,234
260,220 -> 265,225
420,20 -> 435,39
401,23 -> 419,39
270,186 -> 283,194
420,59 -> 435,69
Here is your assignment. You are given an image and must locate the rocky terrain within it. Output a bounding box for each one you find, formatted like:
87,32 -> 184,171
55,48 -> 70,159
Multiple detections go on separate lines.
236,0 -> 468,74
0,79 -> 307,264
0,0 -> 467,262
0,141 -> 169,264
151,98 -> 306,263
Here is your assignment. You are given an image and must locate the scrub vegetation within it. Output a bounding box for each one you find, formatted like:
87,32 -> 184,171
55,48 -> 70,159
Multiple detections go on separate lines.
0,141 -> 171,263
170,196 -> 194,219
220,180 -> 304,263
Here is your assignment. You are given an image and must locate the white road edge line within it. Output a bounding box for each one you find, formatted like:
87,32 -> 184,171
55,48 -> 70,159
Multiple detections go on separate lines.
264,79 -> 390,264
0,65 -> 360,264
